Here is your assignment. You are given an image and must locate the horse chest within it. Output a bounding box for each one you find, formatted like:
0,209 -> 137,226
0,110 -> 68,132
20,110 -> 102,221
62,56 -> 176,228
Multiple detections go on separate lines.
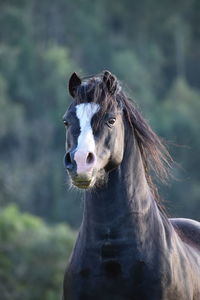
65,237 -> 198,300
65,240 -> 166,300
66,259 -> 164,300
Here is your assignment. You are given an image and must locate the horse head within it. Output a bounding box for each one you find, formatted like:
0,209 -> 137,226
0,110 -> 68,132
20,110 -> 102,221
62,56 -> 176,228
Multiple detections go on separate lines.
63,71 -> 125,189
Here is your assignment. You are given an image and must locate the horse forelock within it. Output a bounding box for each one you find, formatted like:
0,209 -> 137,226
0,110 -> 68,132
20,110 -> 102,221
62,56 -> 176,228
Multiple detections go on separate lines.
73,74 -> 122,130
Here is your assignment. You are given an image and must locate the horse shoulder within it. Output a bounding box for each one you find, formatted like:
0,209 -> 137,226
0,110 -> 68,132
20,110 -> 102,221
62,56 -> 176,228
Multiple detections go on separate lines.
170,217 -> 200,249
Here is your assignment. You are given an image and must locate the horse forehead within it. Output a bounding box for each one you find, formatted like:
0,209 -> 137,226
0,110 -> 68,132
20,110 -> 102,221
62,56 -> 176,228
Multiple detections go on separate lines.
75,103 -> 100,127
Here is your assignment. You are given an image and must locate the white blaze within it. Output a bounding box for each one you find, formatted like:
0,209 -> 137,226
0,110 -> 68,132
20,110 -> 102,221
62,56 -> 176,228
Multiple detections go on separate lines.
75,103 -> 100,174
76,103 -> 100,151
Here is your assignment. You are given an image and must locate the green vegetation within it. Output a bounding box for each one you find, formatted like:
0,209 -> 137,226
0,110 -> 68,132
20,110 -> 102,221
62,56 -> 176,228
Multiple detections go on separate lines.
0,0 -> 200,297
0,205 -> 75,300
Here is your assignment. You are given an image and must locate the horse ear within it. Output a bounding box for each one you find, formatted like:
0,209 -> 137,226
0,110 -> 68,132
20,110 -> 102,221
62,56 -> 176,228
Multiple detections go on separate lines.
68,72 -> 81,97
103,70 -> 118,95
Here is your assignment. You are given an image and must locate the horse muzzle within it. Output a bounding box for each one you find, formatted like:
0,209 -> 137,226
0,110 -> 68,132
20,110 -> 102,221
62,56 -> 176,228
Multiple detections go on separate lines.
64,150 -> 96,189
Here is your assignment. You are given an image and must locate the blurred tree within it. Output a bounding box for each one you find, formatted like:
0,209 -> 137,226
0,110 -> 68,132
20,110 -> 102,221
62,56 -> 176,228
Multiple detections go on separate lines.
0,204 -> 75,300
157,77 -> 200,220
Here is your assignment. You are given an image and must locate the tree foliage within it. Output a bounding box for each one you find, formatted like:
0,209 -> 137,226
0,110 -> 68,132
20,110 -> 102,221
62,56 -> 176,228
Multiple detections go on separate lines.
0,205 -> 75,300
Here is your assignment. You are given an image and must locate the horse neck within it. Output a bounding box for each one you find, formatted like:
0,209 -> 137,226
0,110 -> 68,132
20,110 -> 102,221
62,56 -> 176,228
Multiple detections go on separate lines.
82,127 -> 171,247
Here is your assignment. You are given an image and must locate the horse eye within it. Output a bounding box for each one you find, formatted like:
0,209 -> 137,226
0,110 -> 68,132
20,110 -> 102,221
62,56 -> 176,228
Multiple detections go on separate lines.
107,118 -> 116,127
63,120 -> 69,127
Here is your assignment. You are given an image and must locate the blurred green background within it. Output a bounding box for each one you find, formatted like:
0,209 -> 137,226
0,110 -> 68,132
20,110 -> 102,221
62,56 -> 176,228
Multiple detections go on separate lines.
0,0 -> 200,299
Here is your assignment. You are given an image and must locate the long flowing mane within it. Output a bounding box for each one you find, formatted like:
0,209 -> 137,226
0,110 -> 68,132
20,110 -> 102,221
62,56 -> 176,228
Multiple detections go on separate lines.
73,71 -> 173,204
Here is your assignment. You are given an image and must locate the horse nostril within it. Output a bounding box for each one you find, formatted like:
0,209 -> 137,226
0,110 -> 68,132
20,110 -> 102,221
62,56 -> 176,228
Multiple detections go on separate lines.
86,152 -> 95,165
65,152 -> 73,169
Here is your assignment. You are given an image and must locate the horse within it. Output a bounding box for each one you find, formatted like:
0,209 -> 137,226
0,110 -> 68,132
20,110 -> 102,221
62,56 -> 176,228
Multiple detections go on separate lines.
62,70 -> 200,300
